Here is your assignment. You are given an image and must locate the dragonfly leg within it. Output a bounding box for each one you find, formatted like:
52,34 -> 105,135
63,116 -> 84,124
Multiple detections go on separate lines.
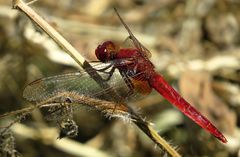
88,61 -> 101,63
99,58 -> 135,82
96,63 -> 113,72
98,67 -> 116,81
95,63 -> 118,81
106,67 -> 116,81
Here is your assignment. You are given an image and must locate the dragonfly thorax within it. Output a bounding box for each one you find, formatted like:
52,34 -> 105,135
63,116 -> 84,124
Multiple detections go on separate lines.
115,49 -> 155,80
95,41 -> 119,62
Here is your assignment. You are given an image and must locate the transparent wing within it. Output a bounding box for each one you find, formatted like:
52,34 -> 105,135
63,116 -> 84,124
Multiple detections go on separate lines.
114,8 -> 152,58
23,63 -> 130,103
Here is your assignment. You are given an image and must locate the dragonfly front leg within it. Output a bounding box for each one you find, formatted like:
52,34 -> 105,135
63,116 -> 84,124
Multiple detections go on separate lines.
83,61 -> 115,81
96,63 -> 113,72
91,63 -> 118,81
95,65 -> 116,81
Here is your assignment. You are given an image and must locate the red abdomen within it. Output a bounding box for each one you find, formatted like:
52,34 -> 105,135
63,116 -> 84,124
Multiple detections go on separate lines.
148,73 -> 227,143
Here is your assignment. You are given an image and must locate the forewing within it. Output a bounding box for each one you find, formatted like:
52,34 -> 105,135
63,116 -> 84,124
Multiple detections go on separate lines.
23,63 -> 130,103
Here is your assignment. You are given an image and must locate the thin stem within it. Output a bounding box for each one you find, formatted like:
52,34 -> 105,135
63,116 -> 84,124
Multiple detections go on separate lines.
12,0 -> 85,66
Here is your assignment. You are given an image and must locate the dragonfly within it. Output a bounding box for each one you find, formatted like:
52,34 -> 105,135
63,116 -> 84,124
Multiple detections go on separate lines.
23,8 -> 227,143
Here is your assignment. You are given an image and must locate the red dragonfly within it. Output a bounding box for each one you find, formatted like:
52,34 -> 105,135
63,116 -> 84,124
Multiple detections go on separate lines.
23,9 -> 227,143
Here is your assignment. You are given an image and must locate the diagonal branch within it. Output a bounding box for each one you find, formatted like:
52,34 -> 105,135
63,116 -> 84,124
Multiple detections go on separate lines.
12,0 -> 85,66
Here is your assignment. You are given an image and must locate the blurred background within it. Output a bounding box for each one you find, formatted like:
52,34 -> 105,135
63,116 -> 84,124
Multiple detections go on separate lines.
0,0 -> 239,157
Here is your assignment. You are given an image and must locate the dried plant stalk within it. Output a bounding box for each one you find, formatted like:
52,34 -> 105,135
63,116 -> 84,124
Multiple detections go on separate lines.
2,91 -> 181,156
12,0 -> 85,66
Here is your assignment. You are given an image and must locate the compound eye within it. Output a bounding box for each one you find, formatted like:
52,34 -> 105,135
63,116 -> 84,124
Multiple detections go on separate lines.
106,42 -> 116,53
95,41 -> 116,62
95,45 -> 108,62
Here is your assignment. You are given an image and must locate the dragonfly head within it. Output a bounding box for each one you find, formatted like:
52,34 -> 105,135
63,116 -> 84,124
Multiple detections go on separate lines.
95,41 -> 118,62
